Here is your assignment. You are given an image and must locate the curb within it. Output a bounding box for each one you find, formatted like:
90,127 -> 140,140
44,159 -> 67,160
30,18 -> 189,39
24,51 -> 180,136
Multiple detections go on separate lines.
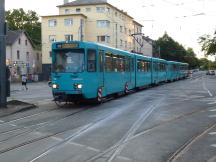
0,101 -> 37,118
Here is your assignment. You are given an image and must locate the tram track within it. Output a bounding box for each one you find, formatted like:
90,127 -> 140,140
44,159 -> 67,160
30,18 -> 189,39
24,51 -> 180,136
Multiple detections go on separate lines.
85,100 -> 213,161
85,98 -> 164,162
167,123 -> 216,162
0,105 -> 93,144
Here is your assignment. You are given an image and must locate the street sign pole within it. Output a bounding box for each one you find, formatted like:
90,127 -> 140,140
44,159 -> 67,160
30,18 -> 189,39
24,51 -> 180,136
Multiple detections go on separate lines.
0,0 -> 7,108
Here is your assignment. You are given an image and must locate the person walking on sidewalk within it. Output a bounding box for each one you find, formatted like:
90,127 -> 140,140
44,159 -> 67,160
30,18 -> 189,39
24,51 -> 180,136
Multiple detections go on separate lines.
21,75 -> 28,90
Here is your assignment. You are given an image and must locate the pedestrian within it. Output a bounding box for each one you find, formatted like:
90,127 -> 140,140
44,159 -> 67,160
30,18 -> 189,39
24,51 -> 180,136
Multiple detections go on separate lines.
21,74 -> 28,90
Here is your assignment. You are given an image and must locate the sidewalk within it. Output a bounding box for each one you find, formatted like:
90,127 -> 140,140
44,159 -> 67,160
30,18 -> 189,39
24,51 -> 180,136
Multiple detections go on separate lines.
0,100 -> 36,117
8,81 -> 53,105
1,82 -> 54,115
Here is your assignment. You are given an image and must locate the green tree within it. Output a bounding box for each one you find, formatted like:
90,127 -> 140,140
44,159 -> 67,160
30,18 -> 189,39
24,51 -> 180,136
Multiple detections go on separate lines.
6,8 -> 41,48
199,30 -> 216,56
154,33 -> 199,69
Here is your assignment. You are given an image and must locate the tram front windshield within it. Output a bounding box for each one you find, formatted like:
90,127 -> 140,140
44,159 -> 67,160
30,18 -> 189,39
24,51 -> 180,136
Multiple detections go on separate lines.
53,49 -> 84,73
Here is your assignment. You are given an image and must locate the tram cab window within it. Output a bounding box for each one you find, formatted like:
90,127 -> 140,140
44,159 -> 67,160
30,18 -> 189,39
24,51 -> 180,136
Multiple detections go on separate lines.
87,49 -> 96,72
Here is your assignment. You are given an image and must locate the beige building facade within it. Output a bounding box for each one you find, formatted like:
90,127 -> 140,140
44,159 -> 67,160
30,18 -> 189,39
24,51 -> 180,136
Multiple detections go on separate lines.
41,0 -> 153,79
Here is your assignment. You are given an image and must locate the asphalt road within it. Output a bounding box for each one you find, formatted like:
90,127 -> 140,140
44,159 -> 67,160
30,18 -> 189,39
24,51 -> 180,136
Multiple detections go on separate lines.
1,72 -> 216,162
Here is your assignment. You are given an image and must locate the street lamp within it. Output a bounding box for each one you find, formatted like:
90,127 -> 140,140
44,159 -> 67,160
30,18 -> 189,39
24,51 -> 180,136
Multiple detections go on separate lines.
0,0 -> 7,107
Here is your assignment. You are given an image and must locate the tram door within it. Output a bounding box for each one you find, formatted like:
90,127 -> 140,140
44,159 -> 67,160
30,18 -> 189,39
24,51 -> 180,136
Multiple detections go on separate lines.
98,50 -> 105,87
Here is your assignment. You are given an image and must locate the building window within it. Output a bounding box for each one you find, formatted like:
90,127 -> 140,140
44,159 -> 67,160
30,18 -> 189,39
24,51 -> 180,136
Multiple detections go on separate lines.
97,35 -> 110,43
125,27 -> 127,34
97,20 -> 110,28
120,39 -> 123,46
125,41 -> 127,48
48,19 -> 57,27
17,50 -> 20,60
129,29 -> 131,35
120,26 -> 123,32
65,9 -> 70,14
49,35 -> 56,43
96,7 -> 105,13
115,12 -> 118,16
64,18 -> 73,26
18,38 -> 21,44
26,52 -> 30,62
25,40 -> 28,46
76,8 -> 81,12
106,7 -> 110,13
65,35 -> 73,41
86,8 -> 91,12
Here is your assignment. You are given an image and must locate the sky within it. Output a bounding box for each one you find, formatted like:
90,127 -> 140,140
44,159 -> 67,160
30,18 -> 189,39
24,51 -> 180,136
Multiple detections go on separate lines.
5,0 -> 216,59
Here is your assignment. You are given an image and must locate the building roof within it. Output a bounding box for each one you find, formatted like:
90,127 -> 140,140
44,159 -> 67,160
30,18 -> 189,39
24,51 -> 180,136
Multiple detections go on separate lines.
6,30 -> 23,45
6,30 -> 35,47
57,0 -> 135,20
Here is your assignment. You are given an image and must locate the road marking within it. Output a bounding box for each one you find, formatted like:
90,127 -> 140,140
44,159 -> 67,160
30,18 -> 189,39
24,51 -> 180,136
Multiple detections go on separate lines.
9,124 -> 16,127
202,76 -> 213,97
209,132 -> 216,135
0,120 -> 4,123
208,101 -> 216,105
117,156 -> 132,161
51,137 -> 63,142
210,144 -> 216,148
86,146 -> 100,152
208,115 -> 216,118
209,109 -> 216,112
69,142 -> 85,147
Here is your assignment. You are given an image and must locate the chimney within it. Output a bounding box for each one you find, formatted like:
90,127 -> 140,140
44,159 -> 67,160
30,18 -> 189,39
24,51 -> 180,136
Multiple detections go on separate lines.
64,0 -> 69,4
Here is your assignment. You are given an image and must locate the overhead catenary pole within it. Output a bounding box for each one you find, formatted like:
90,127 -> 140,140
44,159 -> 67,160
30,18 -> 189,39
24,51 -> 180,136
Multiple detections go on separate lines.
0,0 -> 6,108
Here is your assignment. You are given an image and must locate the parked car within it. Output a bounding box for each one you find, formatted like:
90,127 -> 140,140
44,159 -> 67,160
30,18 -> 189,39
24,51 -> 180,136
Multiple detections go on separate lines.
206,70 -> 215,75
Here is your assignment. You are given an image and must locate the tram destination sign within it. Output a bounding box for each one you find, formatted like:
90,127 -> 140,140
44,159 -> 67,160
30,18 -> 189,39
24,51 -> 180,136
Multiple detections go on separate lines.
56,43 -> 79,49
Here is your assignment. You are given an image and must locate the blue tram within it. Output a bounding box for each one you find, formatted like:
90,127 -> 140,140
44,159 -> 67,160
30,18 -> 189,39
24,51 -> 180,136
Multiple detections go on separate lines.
51,41 -> 188,103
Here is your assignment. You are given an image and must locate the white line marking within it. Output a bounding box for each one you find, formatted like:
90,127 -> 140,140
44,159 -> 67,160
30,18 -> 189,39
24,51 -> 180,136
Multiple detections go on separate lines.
202,77 -> 213,97
211,144 -> 216,148
209,109 -> 216,112
69,142 -> 85,147
209,115 -> 216,118
117,156 -> 132,161
9,124 -> 16,127
0,120 -> 4,123
51,137 -> 63,142
208,102 -> 216,105
86,146 -> 100,152
209,132 -> 216,135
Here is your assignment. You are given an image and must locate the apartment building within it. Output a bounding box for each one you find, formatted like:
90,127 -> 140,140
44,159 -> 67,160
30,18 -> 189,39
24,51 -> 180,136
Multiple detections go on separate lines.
42,0 -> 152,79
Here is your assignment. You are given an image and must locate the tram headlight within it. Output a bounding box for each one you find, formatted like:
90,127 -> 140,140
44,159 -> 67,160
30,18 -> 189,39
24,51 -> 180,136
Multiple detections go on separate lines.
52,84 -> 59,89
77,84 -> 83,89
74,83 -> 83,89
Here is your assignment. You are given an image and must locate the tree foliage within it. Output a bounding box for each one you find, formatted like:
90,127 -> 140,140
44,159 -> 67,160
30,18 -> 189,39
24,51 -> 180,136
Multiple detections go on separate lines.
199,30 -> 216,56
6,8 -> 41,48
154,33 -> 199,69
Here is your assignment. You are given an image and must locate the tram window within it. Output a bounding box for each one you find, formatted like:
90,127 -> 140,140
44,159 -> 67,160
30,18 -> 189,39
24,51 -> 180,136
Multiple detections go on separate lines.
105,54 -> 113,72
131,58 -> 134,72
125,57 -> 130,72
87,49 -> 96,72
99,50 -> 104,72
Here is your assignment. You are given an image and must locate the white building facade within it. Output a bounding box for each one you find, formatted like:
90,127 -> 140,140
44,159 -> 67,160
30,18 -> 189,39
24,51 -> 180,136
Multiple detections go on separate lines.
6,30 -> 42,81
